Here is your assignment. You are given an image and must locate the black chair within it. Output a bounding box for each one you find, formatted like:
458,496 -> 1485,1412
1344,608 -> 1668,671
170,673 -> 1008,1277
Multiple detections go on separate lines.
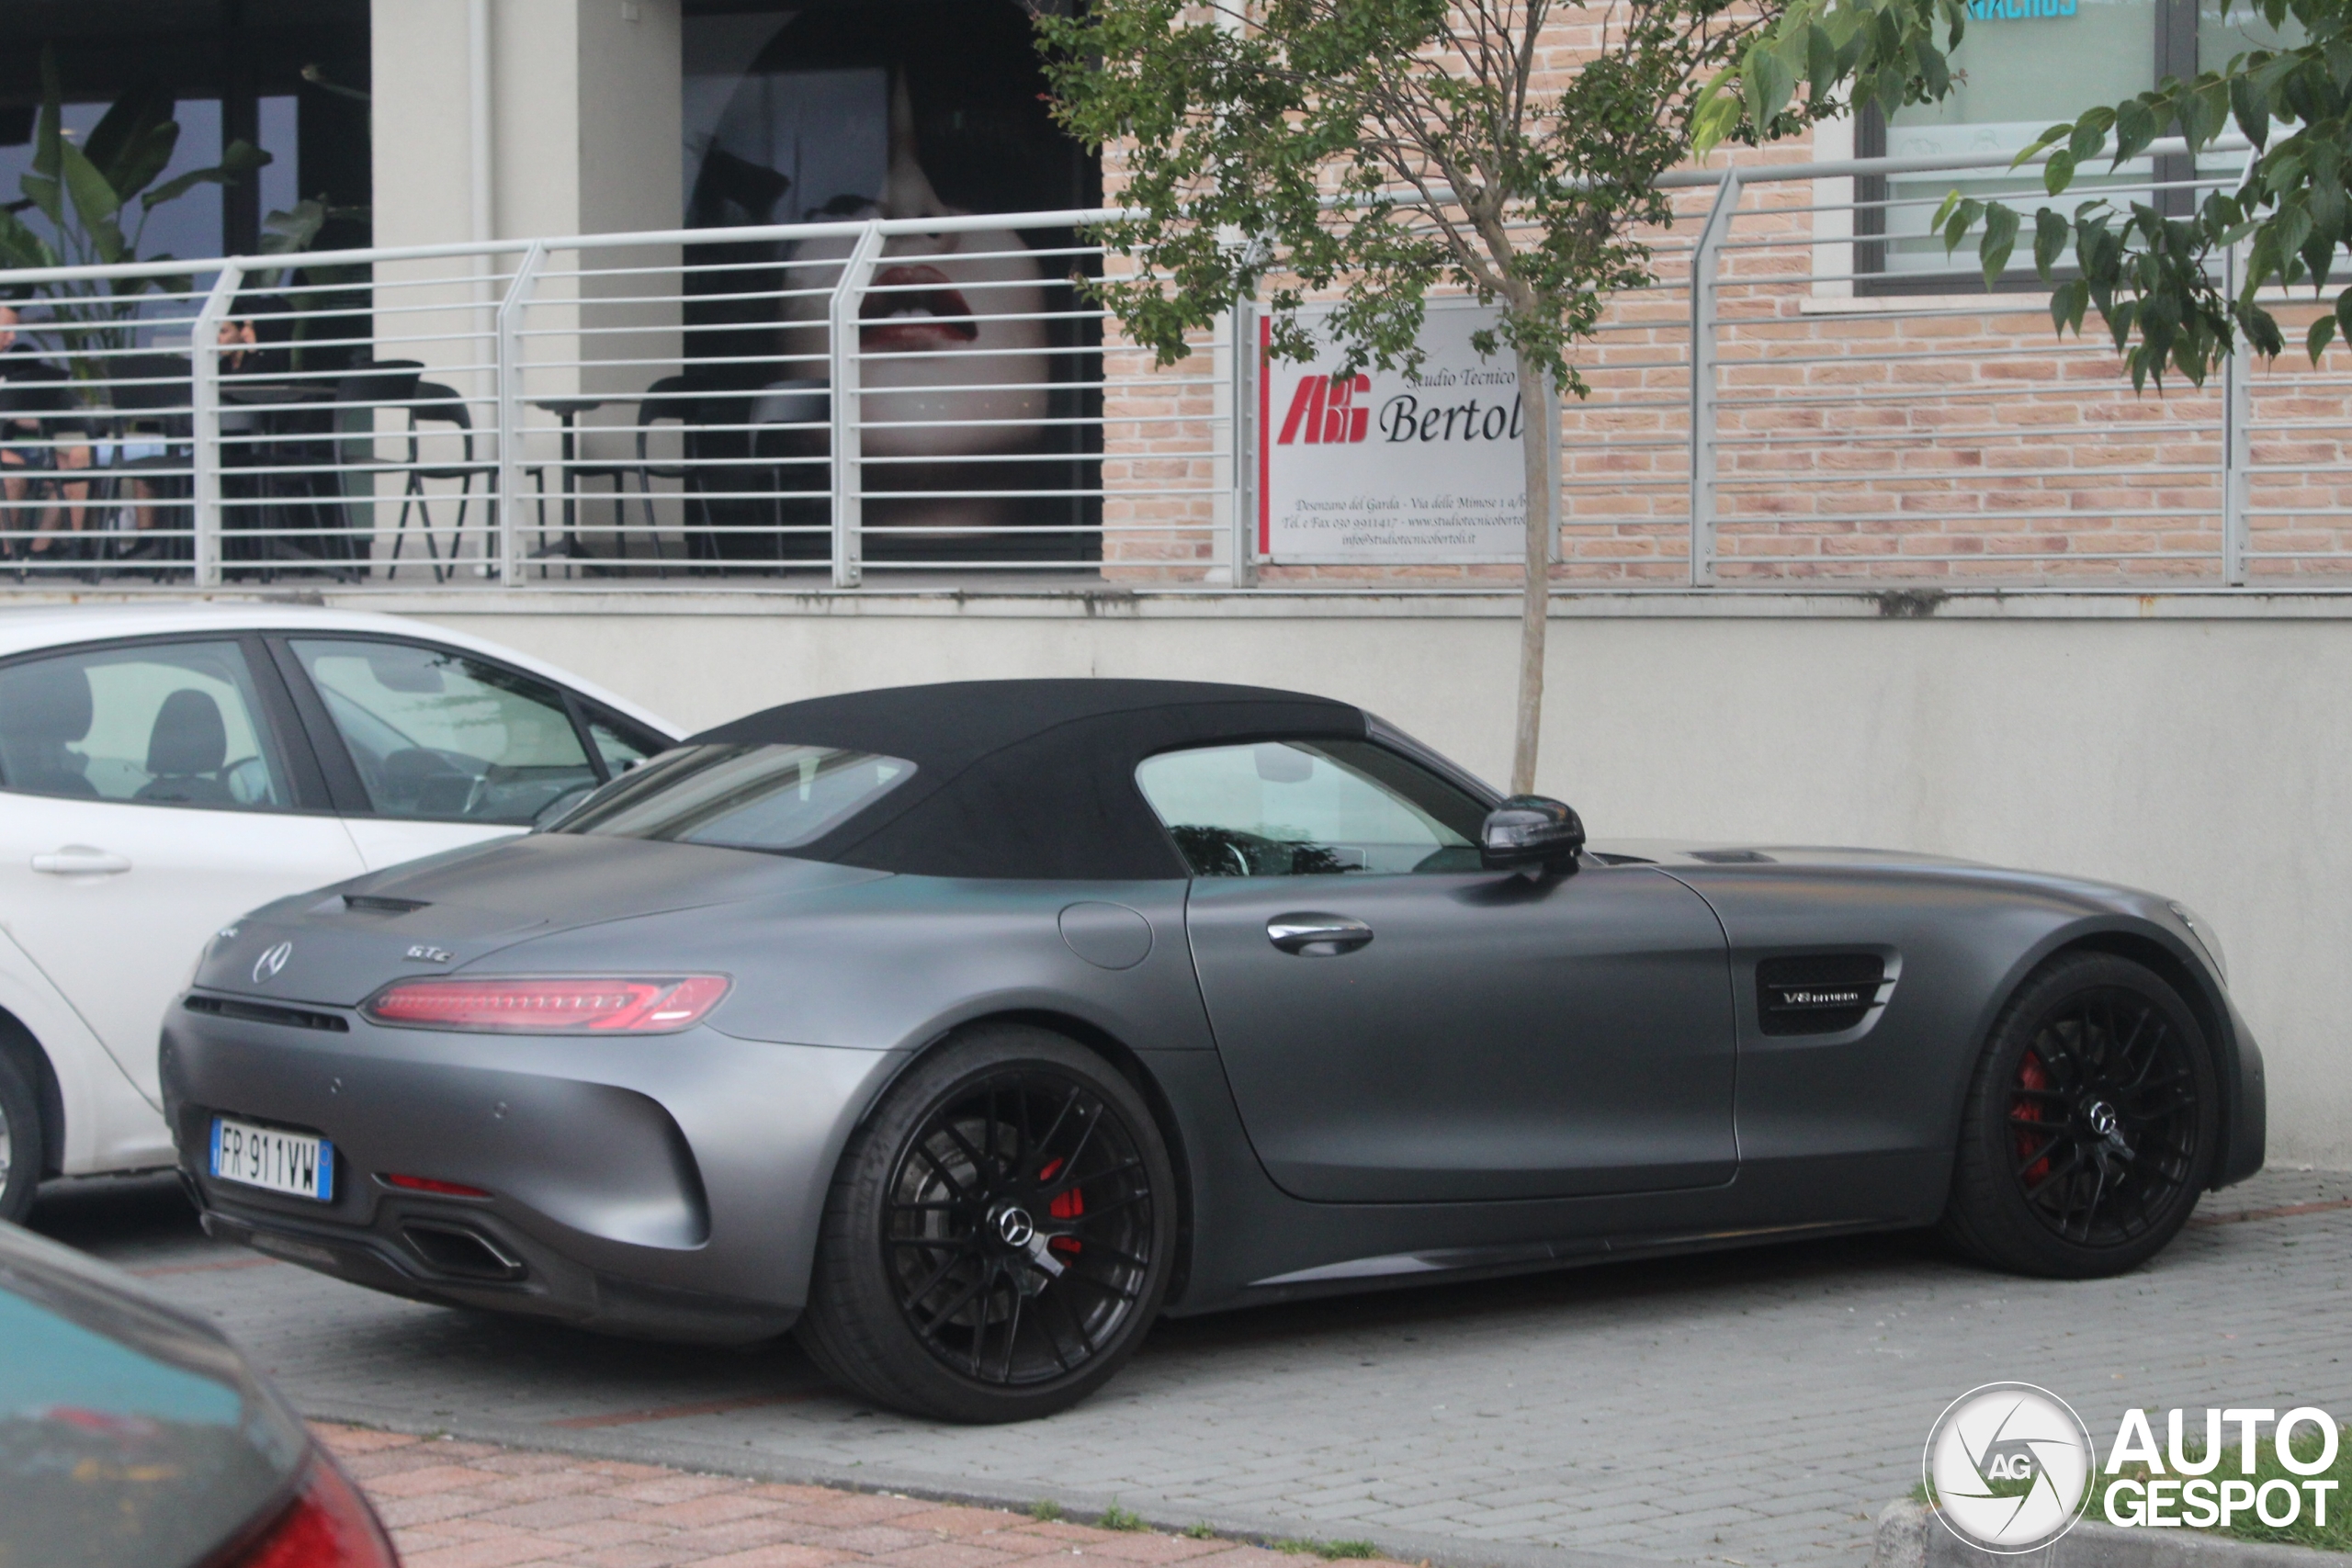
526,399 -> 634,571
389,381 -> 496,581
89,353 -> 195,572
629,375 -> 716,575
748,378 -> 829,565
222,358 -> 420,580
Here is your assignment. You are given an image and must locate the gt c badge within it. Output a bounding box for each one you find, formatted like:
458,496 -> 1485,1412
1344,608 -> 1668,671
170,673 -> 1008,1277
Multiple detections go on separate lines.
404,945 -> 454,964
252,942 -> 294,985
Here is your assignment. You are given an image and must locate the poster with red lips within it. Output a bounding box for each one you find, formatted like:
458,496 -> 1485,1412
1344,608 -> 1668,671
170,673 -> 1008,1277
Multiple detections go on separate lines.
1260,299 -> 1530,564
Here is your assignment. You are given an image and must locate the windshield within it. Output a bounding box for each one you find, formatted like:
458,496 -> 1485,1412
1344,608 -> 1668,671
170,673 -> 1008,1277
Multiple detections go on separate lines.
550,743 -> 915,852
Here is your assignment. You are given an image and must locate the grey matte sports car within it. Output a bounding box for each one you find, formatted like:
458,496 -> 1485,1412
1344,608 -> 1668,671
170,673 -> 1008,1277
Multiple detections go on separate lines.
163,680 -> 2264,1423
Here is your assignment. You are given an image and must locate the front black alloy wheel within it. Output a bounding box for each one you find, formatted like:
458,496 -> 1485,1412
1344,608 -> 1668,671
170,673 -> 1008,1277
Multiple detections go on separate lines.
797,1025 -> 1177,1422
1941,953 -> 2217,1278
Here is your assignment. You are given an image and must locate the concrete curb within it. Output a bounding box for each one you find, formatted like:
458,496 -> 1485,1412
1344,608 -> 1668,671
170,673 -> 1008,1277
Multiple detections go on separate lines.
300,1398 -> 1683,1568
1872,1499 -> 2341,1568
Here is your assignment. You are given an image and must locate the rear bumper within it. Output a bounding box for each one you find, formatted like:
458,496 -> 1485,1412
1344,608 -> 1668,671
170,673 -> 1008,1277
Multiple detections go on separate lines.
160,991 -> 903,1343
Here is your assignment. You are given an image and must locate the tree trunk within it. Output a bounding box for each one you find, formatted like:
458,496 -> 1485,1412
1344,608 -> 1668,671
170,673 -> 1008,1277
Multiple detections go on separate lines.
1510,344 -> 1560,796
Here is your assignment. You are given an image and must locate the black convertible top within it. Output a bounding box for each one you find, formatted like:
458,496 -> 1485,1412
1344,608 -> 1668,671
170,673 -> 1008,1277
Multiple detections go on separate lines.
691,679 -> 1370,880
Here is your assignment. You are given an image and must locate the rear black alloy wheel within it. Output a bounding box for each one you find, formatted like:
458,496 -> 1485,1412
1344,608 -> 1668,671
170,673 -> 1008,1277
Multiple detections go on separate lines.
1941,953 -> 2217,1278
797,1025 -> 1176,1422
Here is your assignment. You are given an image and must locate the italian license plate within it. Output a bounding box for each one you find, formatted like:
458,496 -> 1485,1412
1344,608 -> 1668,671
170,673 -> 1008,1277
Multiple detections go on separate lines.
209,1116 -> 334,1202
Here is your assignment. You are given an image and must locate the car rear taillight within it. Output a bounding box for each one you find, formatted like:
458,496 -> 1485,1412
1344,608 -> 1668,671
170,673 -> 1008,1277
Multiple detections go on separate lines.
360,976 -> 729,1034
231,1453 -> 399,1567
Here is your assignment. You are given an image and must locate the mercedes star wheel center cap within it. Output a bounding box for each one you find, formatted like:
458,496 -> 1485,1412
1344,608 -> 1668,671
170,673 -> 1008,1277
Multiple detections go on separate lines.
995,1206 -> 1036,1248
2086,1100 -> 2120,1138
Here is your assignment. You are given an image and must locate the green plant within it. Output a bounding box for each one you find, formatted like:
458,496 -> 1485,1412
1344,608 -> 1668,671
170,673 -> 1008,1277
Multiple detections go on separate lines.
0,48 -> 269,385
1038,0 -> 1826,794
1182,1523 -> 1219,1540
1271,1539 -> 1380,1559
1098,1505 -> 1148,1531
1029,1500 -> 1065,1522
1694,0 -> 2352,389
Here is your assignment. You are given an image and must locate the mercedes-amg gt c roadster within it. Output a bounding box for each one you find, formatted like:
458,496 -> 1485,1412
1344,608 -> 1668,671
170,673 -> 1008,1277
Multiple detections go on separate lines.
164,680 -> 2264,1422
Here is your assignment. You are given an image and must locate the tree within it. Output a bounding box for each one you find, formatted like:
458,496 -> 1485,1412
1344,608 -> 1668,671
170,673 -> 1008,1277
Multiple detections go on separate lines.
1694,0 -> 2352,389
1038,0 -> 1828,795
0,49 -> 268,386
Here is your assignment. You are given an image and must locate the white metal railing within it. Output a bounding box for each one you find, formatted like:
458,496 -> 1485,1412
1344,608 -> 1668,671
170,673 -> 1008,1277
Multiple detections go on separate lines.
0,138 -> 2345,592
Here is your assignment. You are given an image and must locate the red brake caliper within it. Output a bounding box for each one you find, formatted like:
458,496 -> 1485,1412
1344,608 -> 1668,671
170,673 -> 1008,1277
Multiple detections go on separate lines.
1037,1157 -> 1083,1256
2014,1051 -> 2052,1183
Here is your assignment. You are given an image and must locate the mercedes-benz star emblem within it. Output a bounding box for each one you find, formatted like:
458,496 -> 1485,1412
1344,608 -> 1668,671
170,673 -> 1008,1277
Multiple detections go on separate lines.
996,1207 -> 1036,1247
2085,1100 -> 2120,1138
251,941 -> 293,985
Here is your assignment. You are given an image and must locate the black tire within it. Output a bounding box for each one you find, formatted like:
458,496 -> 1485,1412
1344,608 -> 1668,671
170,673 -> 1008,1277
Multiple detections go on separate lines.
1940,953 -> 2216,1278
796,1024 -> 1178,1422
0,1048 -> 46,1224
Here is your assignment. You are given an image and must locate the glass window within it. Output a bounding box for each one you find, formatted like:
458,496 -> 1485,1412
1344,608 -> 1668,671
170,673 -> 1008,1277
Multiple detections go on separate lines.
290,638 -> 596,825
587,716 -> 660,775
555,743 -> 917,852
1135,739 -> 1487,877
0,640 -> 288,809
1874,0 -> 2164,279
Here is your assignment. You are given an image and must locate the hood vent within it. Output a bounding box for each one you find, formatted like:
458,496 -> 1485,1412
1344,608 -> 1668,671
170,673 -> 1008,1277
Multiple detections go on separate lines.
1690,848 -> 1775,864
1757,954 -> 1885,1035
343,895 -> 431,915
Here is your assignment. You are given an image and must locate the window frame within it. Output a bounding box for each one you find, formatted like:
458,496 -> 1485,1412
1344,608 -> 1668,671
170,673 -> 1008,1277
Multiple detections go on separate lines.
0,631 -> 333,815
262,632 -> 648,823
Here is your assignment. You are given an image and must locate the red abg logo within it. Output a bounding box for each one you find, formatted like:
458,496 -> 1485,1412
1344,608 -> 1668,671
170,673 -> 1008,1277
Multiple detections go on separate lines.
1276,374 -> 1373,446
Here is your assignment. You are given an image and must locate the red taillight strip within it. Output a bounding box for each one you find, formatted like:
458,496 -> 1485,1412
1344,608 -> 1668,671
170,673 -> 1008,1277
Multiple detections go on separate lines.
361,976 -> 729,1035
381,1173 -> 492,1198
228,1451 -> 398,1568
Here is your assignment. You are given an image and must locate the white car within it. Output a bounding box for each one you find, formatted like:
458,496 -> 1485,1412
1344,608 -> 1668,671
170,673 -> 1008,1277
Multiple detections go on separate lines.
0,604 -> 678,1220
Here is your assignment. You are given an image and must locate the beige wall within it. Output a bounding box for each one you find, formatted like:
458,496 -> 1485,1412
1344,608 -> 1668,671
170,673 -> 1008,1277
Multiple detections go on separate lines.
368,589 -> 2352,1172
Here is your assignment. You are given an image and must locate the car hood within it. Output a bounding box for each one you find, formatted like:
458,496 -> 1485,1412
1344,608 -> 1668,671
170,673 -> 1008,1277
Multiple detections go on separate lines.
1588,839 -> 1988,870
190,832 -> 889,1008
0,1221 -> 310,1568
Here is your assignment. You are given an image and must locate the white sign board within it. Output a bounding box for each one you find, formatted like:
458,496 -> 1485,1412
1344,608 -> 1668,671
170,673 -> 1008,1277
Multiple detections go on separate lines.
1257,300 -> 1527,563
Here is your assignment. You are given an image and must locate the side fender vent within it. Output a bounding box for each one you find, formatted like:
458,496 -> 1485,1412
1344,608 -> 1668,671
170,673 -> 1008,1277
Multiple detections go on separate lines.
1757,954 -> 1886,1035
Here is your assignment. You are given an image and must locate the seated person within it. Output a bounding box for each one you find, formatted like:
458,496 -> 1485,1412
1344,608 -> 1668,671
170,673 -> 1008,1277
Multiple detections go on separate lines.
0,304 -> 95,560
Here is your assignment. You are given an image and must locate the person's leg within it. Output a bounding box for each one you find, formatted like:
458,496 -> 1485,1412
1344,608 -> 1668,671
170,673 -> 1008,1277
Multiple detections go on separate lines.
56,439 -> 92,536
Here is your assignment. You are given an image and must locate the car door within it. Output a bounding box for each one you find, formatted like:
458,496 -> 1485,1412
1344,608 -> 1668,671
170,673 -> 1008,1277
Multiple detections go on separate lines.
1141,738 -> 1736,1203
0,637 -> 368,1105
267,634 -> 665,872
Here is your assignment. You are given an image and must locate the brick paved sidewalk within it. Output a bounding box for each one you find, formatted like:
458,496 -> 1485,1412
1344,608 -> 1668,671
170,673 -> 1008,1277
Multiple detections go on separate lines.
323,1424 -> 1414,1568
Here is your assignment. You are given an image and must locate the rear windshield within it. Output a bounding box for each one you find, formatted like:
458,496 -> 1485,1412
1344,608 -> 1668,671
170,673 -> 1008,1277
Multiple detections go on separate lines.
550,743 -> 915,852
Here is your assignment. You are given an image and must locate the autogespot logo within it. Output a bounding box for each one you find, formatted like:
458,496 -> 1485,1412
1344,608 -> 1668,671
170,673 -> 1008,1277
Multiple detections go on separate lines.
1924,1382 -> 2097,1553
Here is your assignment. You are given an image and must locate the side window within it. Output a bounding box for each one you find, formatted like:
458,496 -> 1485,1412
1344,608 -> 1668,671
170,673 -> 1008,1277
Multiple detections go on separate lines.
586,715 -> 662,774
0,641 -> 289,810
1135,739 -> 1487,876
288,638 -> 597,825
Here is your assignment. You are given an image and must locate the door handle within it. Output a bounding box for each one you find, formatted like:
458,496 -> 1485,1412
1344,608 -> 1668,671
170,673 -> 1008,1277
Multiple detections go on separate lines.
31,846 -> 133,876
1267,912 -> 1374,956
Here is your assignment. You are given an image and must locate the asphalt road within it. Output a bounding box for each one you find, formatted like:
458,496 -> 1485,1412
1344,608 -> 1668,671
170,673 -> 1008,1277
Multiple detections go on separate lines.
33,1168 -> 2352,1568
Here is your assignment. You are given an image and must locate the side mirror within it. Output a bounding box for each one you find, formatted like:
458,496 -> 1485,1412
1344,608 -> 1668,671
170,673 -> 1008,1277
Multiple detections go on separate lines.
1480,795 -> 1586,873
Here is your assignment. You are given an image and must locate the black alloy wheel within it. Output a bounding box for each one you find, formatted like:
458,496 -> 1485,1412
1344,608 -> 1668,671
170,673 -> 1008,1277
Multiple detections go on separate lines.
797,1025 -> 1177,1422
1941,953 -> 2217,1278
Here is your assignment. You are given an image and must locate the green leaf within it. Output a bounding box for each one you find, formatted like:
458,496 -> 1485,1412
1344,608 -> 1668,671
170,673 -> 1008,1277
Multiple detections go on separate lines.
19,172 -> 61,227
2307,313 -> 2336,359
32,46 -> 63,181
2336,289 -> 2352,348
2070,107 -> 2115,162
59,140 -> 122,232
1689,69 -> 1742,154
2113,96 -> 2158,164
2232,74 -> 2272,149
1930,188 -> 1963,234
83,78 -> 175,197
1744,43 -> 1796,132
2033,206 -> 2070,276
2044,149 -> 2077,197
1942,197 -> 1984,254
2012,123 -> 2074,169
1980,201 -> 2020,287
141,142 -> 272,212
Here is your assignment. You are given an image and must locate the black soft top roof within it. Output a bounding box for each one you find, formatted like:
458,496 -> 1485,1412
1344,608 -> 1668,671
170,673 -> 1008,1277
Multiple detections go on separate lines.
691,679 -> 1369,879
